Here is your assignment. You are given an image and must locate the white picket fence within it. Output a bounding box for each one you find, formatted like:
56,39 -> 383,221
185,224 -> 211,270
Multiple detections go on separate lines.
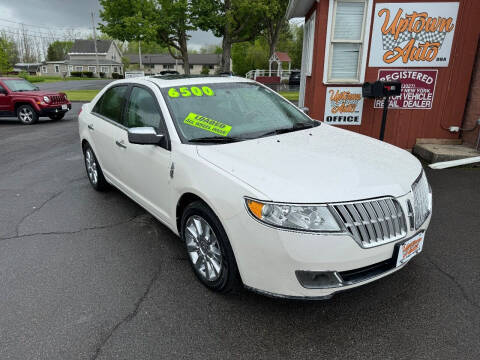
245,69 -> 297,82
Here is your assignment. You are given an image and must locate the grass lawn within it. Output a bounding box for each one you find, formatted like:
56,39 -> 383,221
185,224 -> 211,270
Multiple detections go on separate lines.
4,75 -> 109,83
64,90 -> 100,102
279,91 -> 299,102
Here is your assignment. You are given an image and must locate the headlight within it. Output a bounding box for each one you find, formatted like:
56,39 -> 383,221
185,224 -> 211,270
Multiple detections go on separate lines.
245,198 -> 342,232
43,96 -> 50,103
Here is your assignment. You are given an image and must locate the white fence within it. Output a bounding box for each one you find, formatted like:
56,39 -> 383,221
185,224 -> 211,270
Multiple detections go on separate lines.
245,69 -> 297,82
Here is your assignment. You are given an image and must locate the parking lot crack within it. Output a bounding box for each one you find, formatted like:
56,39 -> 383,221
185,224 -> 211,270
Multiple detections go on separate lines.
90,266 -> 161,360
0,213 -> 144,242
425,255 -> 480,310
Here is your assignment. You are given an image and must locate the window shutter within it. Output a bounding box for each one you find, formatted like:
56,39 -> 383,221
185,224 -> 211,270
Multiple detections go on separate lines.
333,2 -> 365,41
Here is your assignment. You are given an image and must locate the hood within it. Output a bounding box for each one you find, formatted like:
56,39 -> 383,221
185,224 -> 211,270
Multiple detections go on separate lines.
197,124 -> 422,203
10,91 -> 65,97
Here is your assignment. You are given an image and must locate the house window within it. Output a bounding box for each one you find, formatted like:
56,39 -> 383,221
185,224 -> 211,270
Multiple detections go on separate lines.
88,66 -> 96,73
325,0 -> 371,83
190,65 -> 194,70
113,66 -> 118,73
101,66 -> 109,73
209,65 -> 214,70
42,66 -> 47,73
54,65 -> 60,73
163,64 -> 174,69
68,65 -> 73,71
75,66 -> 83,71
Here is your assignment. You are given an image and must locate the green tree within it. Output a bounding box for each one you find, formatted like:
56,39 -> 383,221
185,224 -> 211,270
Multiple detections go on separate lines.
99,0 -> 198,74
125,40 -> 168,54
46,41 -> 73,61
232,39 -> 269,76
0,32 -> 19,66
261,0 -> 290,58
191,0 -> 268,72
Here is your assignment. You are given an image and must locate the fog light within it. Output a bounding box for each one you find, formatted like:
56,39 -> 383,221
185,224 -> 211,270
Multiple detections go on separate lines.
295,271 -> 342,289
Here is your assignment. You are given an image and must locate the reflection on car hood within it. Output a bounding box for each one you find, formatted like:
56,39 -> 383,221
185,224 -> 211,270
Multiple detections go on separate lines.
197,124 -> 421,203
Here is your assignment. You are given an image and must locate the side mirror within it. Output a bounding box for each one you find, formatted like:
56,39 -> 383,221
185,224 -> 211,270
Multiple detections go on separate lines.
128,127 -> 167,148
34,86 -> 40,91
300,106 -> 309,114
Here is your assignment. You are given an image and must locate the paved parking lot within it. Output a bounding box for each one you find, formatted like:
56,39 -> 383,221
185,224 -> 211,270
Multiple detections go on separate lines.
0,106 -> 479,359
37,79 -> 114,92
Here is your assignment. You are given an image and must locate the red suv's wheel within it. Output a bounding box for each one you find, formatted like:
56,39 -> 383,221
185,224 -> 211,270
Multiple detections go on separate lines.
17,105 -> 38,125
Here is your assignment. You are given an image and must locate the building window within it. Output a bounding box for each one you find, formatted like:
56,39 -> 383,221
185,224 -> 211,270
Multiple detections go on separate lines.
101,66 -> 109,73
190,65 -> 194,70
163,64 -> 174,69
325,0 -> 371,83
88,66 -> 96,73
54,65 -> 60,73
75,66 -> 83,71
209,65 -> 214,70
42,66 -> 47,73
68,65 -> 73,71
113,66 -> 118,73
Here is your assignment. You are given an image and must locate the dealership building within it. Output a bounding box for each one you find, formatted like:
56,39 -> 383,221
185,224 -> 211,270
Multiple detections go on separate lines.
287,0 -> 480,150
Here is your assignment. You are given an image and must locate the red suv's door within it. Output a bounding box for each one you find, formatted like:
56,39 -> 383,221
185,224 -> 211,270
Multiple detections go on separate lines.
0,84 -> 11,113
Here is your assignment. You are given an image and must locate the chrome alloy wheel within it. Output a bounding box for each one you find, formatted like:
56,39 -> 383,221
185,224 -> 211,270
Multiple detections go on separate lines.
19,107 -> 34,123
185,215 -> 223,282
85,148 -> 98,185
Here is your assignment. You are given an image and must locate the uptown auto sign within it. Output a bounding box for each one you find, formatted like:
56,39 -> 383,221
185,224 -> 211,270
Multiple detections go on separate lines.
369,2 -> 459,67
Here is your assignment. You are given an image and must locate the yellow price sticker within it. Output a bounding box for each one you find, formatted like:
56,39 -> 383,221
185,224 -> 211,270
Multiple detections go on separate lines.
184,113 -> 232,136
168,86 -> 215,98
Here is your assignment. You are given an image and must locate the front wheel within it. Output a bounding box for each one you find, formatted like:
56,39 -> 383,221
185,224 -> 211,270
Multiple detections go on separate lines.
17,105 -> 38,125
181,201 -> 239,293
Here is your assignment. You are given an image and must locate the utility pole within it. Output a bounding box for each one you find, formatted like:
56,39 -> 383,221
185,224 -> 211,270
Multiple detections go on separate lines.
138,39 -> 143,69
91,12 -> 100,78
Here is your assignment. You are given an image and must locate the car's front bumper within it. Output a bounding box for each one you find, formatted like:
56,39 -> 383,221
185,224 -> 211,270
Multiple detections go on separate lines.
224,193 -> 431,299
38,103 -> 72,116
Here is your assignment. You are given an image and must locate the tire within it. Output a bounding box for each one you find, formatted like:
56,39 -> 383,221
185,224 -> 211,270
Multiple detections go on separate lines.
83,145 -> 109,191
49,113 -> 65,121
181,201 -> 239,293
17,105 -> 38,125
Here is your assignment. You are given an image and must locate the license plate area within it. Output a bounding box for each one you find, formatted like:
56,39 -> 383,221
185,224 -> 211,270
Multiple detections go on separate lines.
396,232 -> 425,267
61,104 -> 68,110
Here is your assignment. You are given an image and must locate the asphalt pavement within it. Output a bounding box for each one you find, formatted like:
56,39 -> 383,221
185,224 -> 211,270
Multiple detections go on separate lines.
37,79 -> 113,91
0,106 -> 479,359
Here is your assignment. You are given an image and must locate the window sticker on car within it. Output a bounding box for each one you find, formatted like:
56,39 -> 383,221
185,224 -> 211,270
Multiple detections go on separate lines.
168,86 -> 215,98
184,112 -> 232,136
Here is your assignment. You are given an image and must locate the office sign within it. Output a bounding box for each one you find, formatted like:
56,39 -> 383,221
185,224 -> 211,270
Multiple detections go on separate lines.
369,2 -> 459,67
324,87 -> 363,125
374,69 -> 438,109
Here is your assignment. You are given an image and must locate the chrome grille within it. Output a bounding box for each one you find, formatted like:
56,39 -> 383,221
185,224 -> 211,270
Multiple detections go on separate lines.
412,171 -> 431,229
332,198 -> 407,248
50,95 -> 65,104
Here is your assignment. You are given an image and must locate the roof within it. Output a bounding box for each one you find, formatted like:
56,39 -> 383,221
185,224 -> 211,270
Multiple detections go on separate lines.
109,76 -> 252,89
286,0 -> 316,19
126,53 -> 221,65
273,52 -> 291,62
69,39 -> 113,54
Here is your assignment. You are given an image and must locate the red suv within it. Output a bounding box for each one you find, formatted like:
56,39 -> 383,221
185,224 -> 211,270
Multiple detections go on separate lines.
0,77 -> 72,125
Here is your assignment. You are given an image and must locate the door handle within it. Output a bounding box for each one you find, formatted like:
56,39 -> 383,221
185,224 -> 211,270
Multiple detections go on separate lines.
115,140 -> 127,149
87,124 -> 94,131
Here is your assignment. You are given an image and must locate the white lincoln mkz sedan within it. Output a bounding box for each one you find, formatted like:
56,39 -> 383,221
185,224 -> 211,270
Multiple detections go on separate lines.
79,75 -> 432,299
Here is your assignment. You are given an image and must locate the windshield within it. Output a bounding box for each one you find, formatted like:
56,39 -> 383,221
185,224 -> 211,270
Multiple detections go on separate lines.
3,79 -> 38,92
161,82 -> 319,143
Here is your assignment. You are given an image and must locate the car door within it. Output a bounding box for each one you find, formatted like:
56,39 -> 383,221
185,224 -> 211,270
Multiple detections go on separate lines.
0,84 -> 11,114
89,85 -> 129,185
115,84 -> 173,224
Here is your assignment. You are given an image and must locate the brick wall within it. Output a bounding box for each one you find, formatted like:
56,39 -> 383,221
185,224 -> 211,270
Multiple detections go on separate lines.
462,40 -> 480,149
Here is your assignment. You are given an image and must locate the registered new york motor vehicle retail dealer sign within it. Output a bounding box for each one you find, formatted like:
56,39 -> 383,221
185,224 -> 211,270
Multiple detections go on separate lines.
374,69 -> 438,109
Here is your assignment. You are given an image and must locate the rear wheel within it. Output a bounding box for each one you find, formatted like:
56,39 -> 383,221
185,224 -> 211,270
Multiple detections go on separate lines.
17,105 -> 38,125
83,145 -> 109,191
181,201 -> 239,293
49,113 -> 65,121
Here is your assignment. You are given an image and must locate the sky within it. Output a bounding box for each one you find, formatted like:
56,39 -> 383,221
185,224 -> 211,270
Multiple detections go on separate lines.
0,0 -> 221,51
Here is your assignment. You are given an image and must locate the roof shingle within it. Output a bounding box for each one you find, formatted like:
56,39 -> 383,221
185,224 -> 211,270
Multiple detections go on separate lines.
69,39 -> 113,54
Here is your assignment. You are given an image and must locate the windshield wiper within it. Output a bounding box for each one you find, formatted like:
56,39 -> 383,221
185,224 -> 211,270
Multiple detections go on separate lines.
257,122 -> 318,138
188,136 -> 245,144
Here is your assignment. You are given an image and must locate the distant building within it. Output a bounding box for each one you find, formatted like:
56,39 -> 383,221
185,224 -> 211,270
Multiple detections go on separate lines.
12,63 -> 42,75
40,39 -> 124,78
126,54 -> 225,75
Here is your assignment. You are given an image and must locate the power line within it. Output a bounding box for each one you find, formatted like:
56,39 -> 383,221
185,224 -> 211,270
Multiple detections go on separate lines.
0,17 -> 88,31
